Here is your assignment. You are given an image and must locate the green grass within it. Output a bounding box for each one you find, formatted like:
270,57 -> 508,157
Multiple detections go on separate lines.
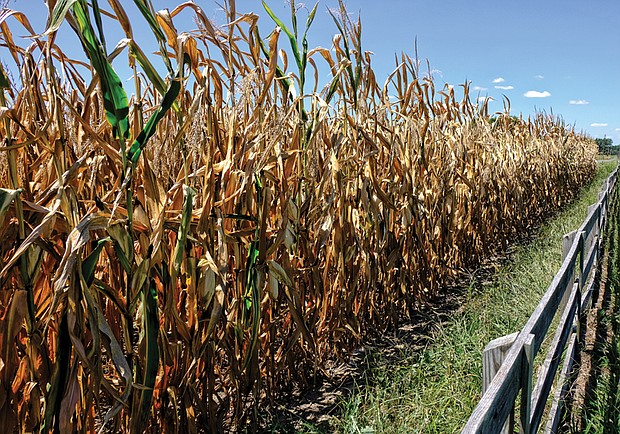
322,160 -> 619,434
580,336 -> 620,434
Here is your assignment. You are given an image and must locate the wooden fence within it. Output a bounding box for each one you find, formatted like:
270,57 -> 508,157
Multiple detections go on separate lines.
461,167 -> 619,434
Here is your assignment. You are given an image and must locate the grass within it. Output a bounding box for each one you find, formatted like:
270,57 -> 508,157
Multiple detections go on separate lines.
580,336 -> 620,434
327,160 -> 619,434
579,336 -> 620,433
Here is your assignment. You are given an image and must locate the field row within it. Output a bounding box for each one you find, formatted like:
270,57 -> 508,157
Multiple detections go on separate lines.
0,1 -> 597,431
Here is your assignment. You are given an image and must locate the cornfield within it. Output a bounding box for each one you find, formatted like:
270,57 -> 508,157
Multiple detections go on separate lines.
0,0 -> 597,432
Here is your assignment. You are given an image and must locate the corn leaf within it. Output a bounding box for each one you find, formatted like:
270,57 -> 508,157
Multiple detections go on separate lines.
81,237 -> 110,287
137,278 -> 159,428
262,1 -> 302,71
96,303 -> 133,430
44,0 -> 78,35
242,239 -> 261,370
0,198 -> 60,281
127,39 -> 168,98
90,0 -> 106,51
0,64 -> 9,89
107,38 -> 179,112
41,312 -> 71,433
107,224 -> 134,275
132,0 -> 173,74
71,0 -> 130,142
127,55 -> 188,165
303,3 -> 319,40
172,184 -> 195,278
0,188 -> 21,228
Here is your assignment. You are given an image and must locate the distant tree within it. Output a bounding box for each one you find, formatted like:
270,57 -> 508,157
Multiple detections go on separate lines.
595,137 -> 613,148
595,137 -> 617,155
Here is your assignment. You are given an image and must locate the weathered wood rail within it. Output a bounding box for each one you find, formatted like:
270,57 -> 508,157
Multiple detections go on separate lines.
462,167 -> 619,434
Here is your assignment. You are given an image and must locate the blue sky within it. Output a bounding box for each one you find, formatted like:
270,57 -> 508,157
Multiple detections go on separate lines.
9,0 -> 620,142
256,0 -> 620,142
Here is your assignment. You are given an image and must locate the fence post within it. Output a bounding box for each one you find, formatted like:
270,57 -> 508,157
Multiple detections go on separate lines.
560,231 -> 578,314
483,332 -> 519,434
578,231 -> 585,293
520,334 -> 535,434
587,204 -> 597,247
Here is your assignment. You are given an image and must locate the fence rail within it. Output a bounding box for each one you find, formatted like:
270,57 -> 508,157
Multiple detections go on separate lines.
462,167 -> 619,434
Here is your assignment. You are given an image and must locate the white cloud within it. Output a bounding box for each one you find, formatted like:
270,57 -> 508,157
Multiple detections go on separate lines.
430,69 -> 443,78
569,99 -> 589,105
615,128 -> 620,132
477,96 -> 493,104
534,75 -> 544,79
591,123 -> 608,127
495,85 -> 514,90
492,77 -> 505,83
523,90 -> 551,98
473,86 -> 488,91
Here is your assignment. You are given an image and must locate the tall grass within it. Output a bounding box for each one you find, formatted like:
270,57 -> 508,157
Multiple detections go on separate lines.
0,0 -> 597,431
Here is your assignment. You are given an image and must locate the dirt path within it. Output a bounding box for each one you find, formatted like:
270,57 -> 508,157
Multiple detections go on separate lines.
564,237 -> 611,431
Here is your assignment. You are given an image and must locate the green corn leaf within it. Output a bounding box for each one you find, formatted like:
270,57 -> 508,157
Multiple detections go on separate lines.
132,0 -> 174,74
243,241 -> 260,303
301,37 -> 308,81
172,184 -> 196,278
262,1 -> 302,71
107,38 -> 179,113
137,278 -> 159,427
81,237 -> 110,287
129,41 -> 181,113
111,241 -> 132,275
325,72 -> 341,105
107,224 -> 134,274
290,1 -> 298,38
0,64 -> 10,89
242,239 -> 261,370
90,0 -> 106,52
0,188 -> 21,228
41,311 -> 71,433
303,2 -> 319,39
44,0 -> 79,35
300,1 -> 319,81
71,0 -> 130,142
129,255 -> 151,314
300,3 -> 319,87
127,40 -> 167,99
354,17 -> 363,92
127,55 -> 189,165
218,213 -> 258,223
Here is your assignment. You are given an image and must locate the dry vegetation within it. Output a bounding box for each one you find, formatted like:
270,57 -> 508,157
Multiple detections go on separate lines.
0,0 -> 598,432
